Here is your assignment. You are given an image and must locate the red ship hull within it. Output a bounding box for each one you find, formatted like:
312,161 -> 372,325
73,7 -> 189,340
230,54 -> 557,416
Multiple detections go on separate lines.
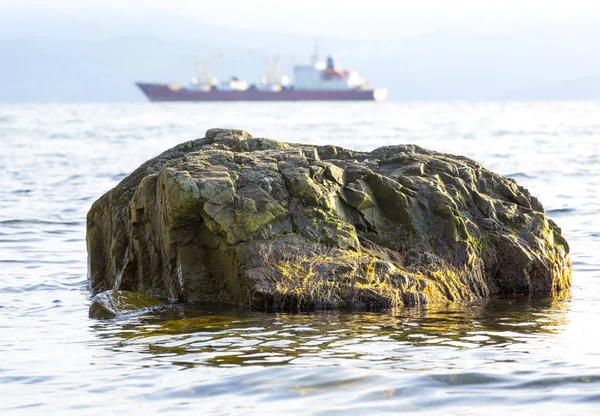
136,83 -> 387,102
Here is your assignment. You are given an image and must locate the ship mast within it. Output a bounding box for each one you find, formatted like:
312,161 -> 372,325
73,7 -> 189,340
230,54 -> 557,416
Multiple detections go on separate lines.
264,56 -> 271,85
311,41 -> 319,66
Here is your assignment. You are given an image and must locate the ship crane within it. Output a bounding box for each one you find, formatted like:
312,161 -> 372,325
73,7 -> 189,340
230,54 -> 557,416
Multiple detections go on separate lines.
263,56 -> 271,86
204,58 -> 212,89
192,59 -> 203,87
262,54 -> 286,90
169,64 -> 182,91
273,54 -> 281,86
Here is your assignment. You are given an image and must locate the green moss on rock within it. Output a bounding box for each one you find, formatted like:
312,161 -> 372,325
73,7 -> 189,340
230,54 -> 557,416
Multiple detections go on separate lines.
87,128 -> 572,312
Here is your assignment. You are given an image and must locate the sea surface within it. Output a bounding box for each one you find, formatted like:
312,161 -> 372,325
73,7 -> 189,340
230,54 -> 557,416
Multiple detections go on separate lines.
1,102 -> 599,415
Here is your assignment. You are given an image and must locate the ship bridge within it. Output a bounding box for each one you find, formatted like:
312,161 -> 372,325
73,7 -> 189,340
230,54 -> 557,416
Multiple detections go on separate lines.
293,55 -> 366,91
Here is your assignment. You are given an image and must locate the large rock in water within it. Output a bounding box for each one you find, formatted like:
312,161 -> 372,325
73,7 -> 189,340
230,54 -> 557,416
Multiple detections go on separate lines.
86,128 -> 571,309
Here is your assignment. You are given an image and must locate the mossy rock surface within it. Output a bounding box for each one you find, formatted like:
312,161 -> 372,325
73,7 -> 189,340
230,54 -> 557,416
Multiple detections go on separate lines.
86,129 -> 571,310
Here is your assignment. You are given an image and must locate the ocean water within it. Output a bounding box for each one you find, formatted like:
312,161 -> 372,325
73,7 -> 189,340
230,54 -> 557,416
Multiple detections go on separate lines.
1,102 -> 599,415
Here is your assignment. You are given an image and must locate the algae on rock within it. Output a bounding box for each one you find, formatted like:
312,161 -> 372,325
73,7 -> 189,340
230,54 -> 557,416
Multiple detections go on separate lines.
86,128 -> 571,310
88,290 -> 166,319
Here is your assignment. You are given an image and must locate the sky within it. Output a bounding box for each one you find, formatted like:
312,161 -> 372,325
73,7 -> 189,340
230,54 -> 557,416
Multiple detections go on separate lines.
2,0 -> 600,101
3,0 -> 600,39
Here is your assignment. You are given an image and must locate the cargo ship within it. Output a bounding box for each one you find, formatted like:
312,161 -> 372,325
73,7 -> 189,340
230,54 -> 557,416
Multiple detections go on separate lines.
136,53 -> 387,102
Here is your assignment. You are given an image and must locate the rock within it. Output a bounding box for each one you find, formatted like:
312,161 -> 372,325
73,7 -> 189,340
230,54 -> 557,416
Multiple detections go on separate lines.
86,128 -> 571,310
89,290 -> 166,319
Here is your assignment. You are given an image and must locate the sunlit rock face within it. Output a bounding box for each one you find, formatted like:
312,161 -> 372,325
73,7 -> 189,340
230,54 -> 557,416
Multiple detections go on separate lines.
86,128 -> 571,310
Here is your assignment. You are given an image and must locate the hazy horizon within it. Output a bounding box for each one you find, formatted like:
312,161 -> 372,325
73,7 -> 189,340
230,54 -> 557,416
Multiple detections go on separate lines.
2,0 -> 600,102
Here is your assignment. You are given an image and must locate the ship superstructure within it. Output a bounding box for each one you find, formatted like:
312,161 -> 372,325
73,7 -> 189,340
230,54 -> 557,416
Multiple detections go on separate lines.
294,55 -> 366,91
136,51 -> 387,102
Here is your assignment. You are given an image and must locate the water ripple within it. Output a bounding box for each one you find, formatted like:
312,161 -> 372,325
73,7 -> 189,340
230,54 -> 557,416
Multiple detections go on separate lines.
1,102 -> 600,414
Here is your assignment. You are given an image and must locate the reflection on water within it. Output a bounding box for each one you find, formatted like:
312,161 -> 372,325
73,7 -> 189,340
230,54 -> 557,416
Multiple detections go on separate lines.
93,293 -> 571,369
81,292 -> 591,414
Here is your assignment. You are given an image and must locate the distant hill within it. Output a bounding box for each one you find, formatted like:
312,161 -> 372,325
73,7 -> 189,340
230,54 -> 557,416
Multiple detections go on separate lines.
1,12 -> 600,102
